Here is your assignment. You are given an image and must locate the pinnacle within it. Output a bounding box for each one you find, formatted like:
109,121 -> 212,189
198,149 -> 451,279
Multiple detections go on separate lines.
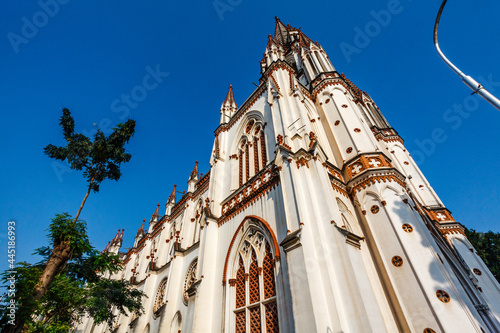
168,184 -> 177,203
223,85 -> 236,107
152,203 -> 160,219
137,219 -> 145,235
190,160 -> 199,180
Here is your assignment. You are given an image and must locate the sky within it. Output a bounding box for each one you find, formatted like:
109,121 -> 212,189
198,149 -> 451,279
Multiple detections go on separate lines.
1,0 -> 500,272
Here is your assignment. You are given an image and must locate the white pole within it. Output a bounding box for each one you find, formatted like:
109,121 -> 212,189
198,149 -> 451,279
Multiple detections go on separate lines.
434,0 -> 500,111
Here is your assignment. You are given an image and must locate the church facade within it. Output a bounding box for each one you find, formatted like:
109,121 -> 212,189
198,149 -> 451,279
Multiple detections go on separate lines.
77,18 -> 500,333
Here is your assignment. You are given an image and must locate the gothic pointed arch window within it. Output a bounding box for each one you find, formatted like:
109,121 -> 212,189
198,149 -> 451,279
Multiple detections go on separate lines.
236,118 -> 267,189
153,277 -> 168,316
192,199 -> 203,243
233,229 -> 279,333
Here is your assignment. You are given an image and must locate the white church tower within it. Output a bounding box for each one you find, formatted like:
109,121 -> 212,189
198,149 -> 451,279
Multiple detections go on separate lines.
77,18 -> 500,333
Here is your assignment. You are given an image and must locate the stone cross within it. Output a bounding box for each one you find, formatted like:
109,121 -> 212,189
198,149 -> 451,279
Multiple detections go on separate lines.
369,158 -> 381,168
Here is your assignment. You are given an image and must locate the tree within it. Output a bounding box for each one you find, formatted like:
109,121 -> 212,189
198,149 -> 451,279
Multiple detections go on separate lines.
1,109 -> 137,332
0,214 -> 145,332
465,228 -> 500,283
36,108 -> 135,302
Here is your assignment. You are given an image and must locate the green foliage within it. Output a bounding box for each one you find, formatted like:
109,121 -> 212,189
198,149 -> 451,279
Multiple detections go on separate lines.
465,228 -> 500,283
44,108 -> 135,192
47,213 -> 92,258
0,214 -> 145,332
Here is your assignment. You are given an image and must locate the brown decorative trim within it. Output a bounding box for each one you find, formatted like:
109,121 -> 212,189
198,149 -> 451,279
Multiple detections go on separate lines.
371,126 -> 405,144
349,171 -> 406,195
219,165 -> 280,225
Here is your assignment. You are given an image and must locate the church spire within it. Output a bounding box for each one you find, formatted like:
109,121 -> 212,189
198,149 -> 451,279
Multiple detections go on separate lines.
165,184 -> 177,216
190,160 -> 199,180
152,203 -> 160,220
188,161 -> 199,193
220,85 -> 237,124
262,18 -> 335,84
137,219 -> 145,236
106,228 -> 124,254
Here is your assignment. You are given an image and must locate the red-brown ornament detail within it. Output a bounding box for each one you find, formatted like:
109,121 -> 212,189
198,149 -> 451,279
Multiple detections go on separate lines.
473,268 -> 482,276
245,120 -> 255,134
342,104 -> 348,108
325,98 -> 330,104
370,205 -> 380,214
423,329 -> 436,333
402,224 -> 413,233
404,161 -> 409,165
392,256 -> 403,267
436,290 -> 451,303
346,147 -> 353,154
354,128 -> 361,133
334,120 -> 340,126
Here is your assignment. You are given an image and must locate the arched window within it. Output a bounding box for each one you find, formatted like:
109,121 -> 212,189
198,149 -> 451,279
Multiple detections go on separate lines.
237,119 -> 267,189
234,231 -> 279,333
153,278 -> 168,316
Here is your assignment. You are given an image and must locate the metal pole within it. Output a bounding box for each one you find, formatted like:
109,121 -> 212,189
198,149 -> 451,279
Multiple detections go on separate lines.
434,0 -> 500,111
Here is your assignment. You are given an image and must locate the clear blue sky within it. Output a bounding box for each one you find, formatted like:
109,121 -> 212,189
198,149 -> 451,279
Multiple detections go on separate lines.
1,0 -> 500,272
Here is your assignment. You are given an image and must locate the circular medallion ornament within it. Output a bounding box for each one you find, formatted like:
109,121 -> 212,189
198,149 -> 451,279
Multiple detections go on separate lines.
370,205 -> 380,214
473,268 -> 482,276
346,147 -> 353,154
402,224 -> 413,233
436,289 -> 450,303
392,256 -> 403,267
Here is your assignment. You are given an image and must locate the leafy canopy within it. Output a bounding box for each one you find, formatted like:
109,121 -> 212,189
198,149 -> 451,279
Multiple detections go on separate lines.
44,108 -> 135,192
0,214 -> 145,332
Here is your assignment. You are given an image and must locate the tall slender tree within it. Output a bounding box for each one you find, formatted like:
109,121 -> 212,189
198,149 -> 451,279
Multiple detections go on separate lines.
35,108 -> 135,301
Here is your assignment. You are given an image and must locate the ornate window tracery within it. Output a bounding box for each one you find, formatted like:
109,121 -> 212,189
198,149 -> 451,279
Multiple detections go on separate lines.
153,278 -> 168,316
183,259 -> 198,304
233,230 -> 279,333
237,119 -> 267,189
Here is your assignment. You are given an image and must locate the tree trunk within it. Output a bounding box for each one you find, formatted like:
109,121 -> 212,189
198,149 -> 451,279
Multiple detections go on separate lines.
73,177 -> 94,224
33,178 -> 94,301
33,240 -> 72,301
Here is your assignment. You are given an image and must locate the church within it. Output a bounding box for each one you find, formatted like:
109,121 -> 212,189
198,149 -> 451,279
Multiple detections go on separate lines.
76,18 -> 500,333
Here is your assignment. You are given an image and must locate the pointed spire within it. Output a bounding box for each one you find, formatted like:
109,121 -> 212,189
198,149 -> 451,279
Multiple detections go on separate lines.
220,85 -> 238,123
271,17 -> 313,53
223,85 -> 236,107
111,228 -> 122,245
168,184 -> 177,203
190,161 -> 199,180
152,203 -> 160,220
137,219 -> 145,236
